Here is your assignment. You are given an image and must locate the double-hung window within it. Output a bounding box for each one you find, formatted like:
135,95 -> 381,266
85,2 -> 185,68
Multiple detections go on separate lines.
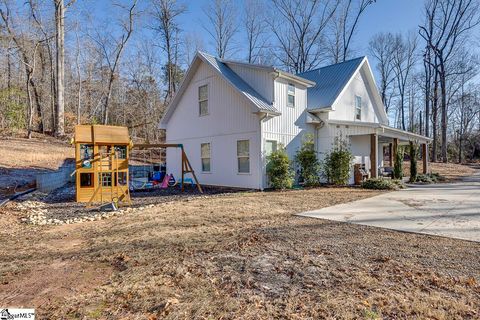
237,140 -> 250,173
287,83 -> 295,107
355,95 -> 362,120
201,143 -> 211,172
199,84 -> 208,116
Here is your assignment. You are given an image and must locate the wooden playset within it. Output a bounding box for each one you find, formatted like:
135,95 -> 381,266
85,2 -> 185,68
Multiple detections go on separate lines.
73,125 -> 202,207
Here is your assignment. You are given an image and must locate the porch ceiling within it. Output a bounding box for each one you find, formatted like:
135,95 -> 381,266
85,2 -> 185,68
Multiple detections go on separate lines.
328,120 -> 431,144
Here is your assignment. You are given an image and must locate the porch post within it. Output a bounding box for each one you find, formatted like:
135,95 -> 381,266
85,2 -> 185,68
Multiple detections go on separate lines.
422,143 -> 429,174
389,143 -> 393,167
392,138 -> 398,168
370,134 -> 378,178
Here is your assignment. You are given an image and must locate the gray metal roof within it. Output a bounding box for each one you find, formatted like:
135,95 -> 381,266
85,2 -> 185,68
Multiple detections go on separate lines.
298,57 -> 365,110
198,52 -> 279,114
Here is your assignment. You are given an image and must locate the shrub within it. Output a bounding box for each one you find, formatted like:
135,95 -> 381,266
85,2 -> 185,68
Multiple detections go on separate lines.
322,136 -> 354,185
266,147 -> 294,189
362,178 -> 404,190
409,142 -> 419,182
393,146 -> 404,179
295,133 -> 321,186
415,172 -> 445,184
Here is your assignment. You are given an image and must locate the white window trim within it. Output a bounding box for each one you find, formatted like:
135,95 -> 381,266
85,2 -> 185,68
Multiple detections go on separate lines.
355,95 -> 362,121
200,142 -> 211,173
237,139 -> 251,174
287,83 -> 295,107
199,84 -> 209,117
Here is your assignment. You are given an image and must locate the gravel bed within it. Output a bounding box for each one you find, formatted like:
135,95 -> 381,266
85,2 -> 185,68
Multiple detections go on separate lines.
13,183 -> 249,225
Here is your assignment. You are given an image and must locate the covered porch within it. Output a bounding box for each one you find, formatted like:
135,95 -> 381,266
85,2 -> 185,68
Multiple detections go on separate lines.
329,120 -> 432,180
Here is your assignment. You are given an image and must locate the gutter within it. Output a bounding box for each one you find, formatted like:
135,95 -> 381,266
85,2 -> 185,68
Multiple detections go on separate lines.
272,70 -> 316,87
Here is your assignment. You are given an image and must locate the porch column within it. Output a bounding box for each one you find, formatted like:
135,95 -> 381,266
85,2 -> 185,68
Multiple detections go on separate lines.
422,143 -> 429,174
392,138 -> 399,168
388,143 -> 393,167
370,134 -> 378,178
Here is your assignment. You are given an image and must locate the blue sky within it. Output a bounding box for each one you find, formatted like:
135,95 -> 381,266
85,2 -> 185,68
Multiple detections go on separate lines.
175,0 -> 426,60
75,0 -> 479,83
81,0 -> 425,60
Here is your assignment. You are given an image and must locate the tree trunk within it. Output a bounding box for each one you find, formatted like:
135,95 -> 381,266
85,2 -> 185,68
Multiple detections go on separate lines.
439,60 -> 447,163
103,73 -> 115,125
431,71 -> 438,162
423,58 -> 430,137
55,0 -> 65,136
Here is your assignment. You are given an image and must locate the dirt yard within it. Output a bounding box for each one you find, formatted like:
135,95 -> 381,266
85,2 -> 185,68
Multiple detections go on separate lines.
1,187 -> 479,319
402,161 -> 478,181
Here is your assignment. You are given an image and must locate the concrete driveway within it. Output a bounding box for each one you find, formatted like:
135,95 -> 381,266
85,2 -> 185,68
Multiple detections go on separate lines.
298,172 -> 480,242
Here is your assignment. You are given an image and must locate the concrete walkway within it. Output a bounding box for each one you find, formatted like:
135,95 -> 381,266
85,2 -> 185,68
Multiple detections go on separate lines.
298,172 -> 480,242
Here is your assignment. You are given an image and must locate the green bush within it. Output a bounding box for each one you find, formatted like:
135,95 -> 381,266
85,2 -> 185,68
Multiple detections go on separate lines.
393,146 -> 404,179
295,133 -> 321,187
266,147 -> 294,189
409,142 -> 419,182
362,178 -> 404,190
322,136 -> 354,185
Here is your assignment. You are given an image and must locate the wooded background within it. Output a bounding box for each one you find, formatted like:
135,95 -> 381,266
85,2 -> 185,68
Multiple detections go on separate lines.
0,0 -> 479,162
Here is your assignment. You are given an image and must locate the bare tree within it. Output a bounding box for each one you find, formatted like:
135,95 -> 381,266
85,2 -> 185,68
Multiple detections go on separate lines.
419,0 -> 480,162
243,0 -> 266,63
328,0 -> 375,62
1,1 -> 44,137
151,0 -> 185,102
28,0 -> 57,132
392,33 -> 417,131
369,32 -> 396,112
268,0 -> 338,73
203,0 -> 237,59
91,0 -> 138,125
54,0 -> 76,136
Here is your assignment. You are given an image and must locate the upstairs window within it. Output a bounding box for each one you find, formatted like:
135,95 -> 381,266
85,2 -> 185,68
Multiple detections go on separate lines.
355,95 -> 362,120
201,143 -> 211,172
199,84 -> 208,116
287,83 -> 295,107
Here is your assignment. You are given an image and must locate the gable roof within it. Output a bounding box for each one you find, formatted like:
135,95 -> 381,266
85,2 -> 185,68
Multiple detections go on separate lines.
199,52 -> 279,113
297,57 -> 365,111
160,52 -> 279,128
298,56 -> 389,125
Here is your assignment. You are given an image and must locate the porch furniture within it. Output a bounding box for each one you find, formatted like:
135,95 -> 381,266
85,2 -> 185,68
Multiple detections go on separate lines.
354,164 -> 368,185
379,166 -> 394,179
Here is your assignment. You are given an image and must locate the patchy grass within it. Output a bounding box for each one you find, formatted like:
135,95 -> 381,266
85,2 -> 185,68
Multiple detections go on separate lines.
1,188 -> 479,319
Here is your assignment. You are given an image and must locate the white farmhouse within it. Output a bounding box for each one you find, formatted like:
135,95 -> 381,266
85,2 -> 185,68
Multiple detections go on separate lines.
159,51 -> 430,189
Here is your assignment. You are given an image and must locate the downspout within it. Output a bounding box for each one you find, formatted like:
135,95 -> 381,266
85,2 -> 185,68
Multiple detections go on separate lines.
259,113 -> 268,190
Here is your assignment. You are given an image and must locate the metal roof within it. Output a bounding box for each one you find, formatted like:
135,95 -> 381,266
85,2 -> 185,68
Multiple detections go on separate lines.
198,52 -> 279,114
297,57 -> 365,110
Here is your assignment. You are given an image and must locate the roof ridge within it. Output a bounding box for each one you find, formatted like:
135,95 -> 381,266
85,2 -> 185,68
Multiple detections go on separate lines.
297,56 -> 366,75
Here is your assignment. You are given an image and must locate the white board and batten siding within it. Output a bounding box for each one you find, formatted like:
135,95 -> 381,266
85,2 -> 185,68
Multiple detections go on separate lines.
328,69 -> 379,123
165,62 -> 262,189
263,78 -> 312,154
261,78 -> 314,188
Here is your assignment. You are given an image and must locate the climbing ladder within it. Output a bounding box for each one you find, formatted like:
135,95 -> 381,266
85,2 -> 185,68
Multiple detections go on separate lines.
87,147 -> 132,208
